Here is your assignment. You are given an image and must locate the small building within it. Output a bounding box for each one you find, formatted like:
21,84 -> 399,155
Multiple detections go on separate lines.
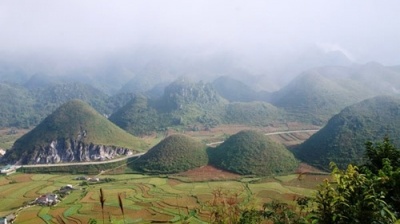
35,193 -> 59,206
0,217 -> 6,224
0,213 -> 16,224
59,185 -> 74,194
87,177 -> 100,182
75,176 -> 87,180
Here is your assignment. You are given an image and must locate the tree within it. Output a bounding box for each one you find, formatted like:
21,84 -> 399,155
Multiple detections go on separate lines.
310,163 -> 396,224
363,137 -> 400,217
364,136 -> 400,173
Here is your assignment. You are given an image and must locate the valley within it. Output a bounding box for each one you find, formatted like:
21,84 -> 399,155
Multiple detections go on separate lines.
0,168 -> 327,223
0,123 -> 324,223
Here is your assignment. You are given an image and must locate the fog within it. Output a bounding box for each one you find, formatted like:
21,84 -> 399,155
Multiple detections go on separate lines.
1,0 -> 400,91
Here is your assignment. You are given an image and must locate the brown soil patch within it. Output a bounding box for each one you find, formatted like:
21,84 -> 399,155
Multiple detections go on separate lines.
295,163 -> 327,174
8,174 -> 34,183
167,179 -> 181,186
80,191 -> 97,203
161,196 -> 198,210
175,165 -> 241,181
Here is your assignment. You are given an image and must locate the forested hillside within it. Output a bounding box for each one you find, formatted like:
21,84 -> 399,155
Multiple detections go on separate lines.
295,95 -> 400,170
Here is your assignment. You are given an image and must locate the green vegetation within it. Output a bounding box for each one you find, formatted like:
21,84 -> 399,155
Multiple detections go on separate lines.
271,70 -> 371,124
223,101 -> 286,126
110,78 -> 228,135
209,130 -> 298,175
295,95 -> 400,170
212,76 -> 270,102
0,83 -> 37,128
3,100 -> 146,164
3,138 -> 399,223
0,171 -> 324,223
110,78 -> 286,135
208,137 -> 400,223
131,134 -> 208,174
109,94 -> 168,135
0,81 -> 135,130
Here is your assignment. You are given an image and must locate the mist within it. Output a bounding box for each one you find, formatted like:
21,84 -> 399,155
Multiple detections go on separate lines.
1,0 -> 400,91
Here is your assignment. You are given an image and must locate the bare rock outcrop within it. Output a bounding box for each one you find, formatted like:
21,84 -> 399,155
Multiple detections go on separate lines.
26,138 -> 133,164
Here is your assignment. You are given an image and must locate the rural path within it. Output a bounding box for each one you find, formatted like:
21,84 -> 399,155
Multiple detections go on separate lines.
206,129 -> 320,147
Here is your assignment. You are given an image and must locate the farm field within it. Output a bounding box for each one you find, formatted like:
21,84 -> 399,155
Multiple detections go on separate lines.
0,168 -> 328,223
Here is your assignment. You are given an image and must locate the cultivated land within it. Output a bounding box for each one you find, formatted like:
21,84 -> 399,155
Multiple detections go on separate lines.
0,170 -> 327,223
0,123 -> 323,223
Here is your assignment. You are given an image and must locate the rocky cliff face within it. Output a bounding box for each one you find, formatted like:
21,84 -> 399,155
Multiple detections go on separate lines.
22,138 -> 133,164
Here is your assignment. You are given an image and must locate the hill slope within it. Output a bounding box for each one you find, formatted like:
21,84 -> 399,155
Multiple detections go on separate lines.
295,95 -> 400,170
3,100 -> 145,164
131,134 -> 208,174
0,82 -> 37,127
209,130 -> 298,175
110,78 -> 287,135
110,78 -> 227,135
271,63 -> 400,124
212,76 -> 270,102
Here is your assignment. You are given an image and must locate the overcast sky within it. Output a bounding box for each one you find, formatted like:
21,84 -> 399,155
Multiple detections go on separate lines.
1,0 -> 400,66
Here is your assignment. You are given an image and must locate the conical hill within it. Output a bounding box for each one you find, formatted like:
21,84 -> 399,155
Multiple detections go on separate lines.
209,130 -> 298,175
132,134 -> 208,174
4,99 -> 145,164
295,95 -> 400,170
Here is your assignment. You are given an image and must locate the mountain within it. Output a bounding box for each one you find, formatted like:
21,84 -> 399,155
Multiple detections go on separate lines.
131,134 -> 208,174
295,95 -> 400,170
271,63 -> 400,125
212,76 -> 270,102
109,94 -> 164,135
33,82 -> 111,115
110,78 -> 228,135
23,73 -> 65,89
110,78 -> 290,135
158,77 -> 227,112
2,100 -> 145,164
209,130 -> 298,175
271,67 -> 372,124
0,82 -> 37,127
223,102 -> 286,126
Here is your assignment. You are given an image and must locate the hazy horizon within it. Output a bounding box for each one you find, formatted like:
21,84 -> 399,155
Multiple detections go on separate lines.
1,0 -> 400,91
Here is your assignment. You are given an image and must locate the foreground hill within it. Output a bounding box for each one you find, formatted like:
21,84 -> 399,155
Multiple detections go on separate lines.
131,134 -> 208,174
2,100 -> 145,164
295,95 -> 400,170
209,130 -> 298,175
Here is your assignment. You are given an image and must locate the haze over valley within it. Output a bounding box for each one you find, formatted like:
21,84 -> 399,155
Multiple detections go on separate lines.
1,1 -> 400,223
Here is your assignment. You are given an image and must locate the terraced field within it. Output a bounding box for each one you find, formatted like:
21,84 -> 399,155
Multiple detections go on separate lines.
0,170 -> 327,223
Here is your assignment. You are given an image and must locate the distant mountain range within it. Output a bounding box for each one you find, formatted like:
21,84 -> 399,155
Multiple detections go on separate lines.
1,62 -> 400,133
109,77 -> 285,135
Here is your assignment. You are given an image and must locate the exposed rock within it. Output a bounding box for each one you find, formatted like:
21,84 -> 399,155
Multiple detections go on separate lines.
26,138 -> 132,164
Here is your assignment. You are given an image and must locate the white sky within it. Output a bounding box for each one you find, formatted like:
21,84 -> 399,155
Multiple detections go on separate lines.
1,0 -> 400,65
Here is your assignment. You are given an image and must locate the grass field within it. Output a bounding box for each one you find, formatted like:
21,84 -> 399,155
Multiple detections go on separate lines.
0,171 -> 327,223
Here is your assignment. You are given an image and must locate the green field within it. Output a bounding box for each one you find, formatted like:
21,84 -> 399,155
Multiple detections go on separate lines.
0,172 -> 326,223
